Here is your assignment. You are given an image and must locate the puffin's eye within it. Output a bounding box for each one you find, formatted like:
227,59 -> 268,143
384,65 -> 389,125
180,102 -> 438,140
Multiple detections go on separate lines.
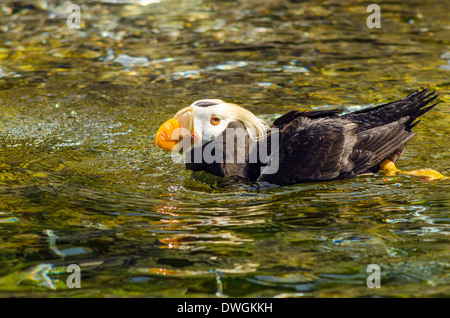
210,115 -> 221,126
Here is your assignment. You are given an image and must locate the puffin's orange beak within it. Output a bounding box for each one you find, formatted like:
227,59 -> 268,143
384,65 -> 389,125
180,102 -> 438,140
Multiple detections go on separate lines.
154,118 -> 182,151
154,108 -> 200,152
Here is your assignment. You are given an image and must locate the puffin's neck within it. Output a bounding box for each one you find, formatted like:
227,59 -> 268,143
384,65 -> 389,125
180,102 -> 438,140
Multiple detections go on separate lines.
185,121 -> 265,181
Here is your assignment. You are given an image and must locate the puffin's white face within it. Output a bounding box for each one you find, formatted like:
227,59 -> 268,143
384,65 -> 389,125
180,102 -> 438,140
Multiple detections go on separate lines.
155,99 -> 269,152
191,100 -> 236,145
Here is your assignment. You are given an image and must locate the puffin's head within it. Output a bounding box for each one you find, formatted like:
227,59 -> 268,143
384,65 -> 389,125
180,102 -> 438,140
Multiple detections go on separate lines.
155,99 -> 269,152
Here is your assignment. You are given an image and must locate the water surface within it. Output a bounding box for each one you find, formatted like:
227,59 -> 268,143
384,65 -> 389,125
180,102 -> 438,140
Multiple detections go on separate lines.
0,0 -> 449,297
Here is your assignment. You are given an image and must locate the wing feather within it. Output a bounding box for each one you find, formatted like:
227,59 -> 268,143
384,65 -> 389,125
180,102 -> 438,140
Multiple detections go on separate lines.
258,117 -> 357,184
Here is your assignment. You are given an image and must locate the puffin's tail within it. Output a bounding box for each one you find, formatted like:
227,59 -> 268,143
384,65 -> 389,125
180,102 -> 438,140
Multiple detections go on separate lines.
343,89 -> 440,175
342,89 -> 439,133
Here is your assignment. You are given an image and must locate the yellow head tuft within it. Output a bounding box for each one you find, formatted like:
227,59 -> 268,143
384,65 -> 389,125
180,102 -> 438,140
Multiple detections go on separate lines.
215,102 -> 271,140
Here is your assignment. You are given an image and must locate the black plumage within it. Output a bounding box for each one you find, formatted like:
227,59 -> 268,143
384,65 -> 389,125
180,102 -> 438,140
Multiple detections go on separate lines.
184,89 -> 439,185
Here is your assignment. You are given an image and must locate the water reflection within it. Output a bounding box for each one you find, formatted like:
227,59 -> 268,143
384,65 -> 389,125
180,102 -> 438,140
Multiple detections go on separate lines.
152,186 -> 270,251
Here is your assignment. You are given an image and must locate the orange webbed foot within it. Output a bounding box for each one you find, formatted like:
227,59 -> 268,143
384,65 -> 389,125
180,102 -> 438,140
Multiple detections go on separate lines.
379,159 -> 448,181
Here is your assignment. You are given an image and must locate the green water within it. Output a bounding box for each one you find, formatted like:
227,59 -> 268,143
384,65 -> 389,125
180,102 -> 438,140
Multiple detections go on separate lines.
0,0 -> 449,297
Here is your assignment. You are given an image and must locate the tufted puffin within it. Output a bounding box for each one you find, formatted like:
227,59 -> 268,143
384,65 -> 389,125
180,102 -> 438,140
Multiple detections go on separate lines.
155,89 -> 445,185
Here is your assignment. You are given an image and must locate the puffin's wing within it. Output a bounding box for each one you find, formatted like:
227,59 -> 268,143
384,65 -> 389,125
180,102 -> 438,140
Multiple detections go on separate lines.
342,89 -> 438,132
350,117 -> 415,174
272,108 -> 341,129
259,115 -> 423,185
258,116 -> 359,184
